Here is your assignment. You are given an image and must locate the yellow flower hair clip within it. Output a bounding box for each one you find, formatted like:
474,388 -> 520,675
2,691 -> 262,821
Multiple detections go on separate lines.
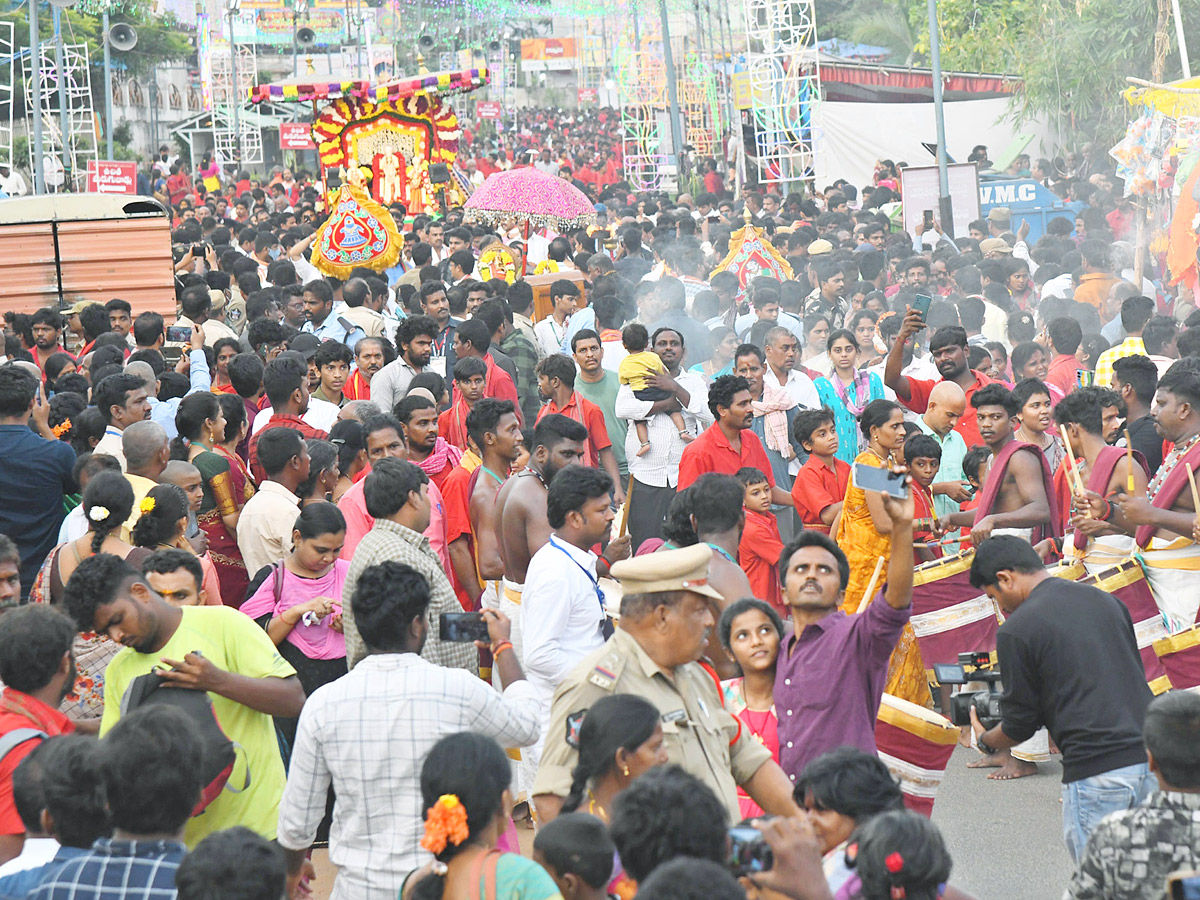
139,497 -> 156,515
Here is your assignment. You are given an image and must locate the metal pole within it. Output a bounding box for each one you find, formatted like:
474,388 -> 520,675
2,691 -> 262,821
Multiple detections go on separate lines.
657,0 -> 684,165
926,0 -> 953,237
29,0 -> 44,193
53,6 -> 68,184
1172,0 -> 1192,79
103,9 -> 113,159
228,8 -> 241,169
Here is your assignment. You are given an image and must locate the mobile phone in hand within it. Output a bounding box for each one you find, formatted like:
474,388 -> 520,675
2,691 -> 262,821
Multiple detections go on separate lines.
166,325 -> 192,343
853,462 -> 909,499
439,612 -> 490,643
910,293 -> 933,327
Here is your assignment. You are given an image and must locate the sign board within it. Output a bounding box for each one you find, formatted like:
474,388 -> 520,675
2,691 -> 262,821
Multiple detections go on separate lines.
476,101 -> 503,120
899,163 -> 980,240
979,178 -> 1085,244
730,71 -> 752,110
520,37 -> 577,71
279,122 -> 316,150
577,87 -> 599,104
85,160 -> 137,194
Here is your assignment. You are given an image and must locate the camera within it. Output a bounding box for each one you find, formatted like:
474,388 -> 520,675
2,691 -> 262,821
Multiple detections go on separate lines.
932,651 -> 1003,729
727,823 -> 774,878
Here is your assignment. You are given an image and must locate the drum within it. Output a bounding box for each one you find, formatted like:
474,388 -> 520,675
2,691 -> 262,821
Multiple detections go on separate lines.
910,550 -> 1001,675
1153,624 -> 1200,692
1054,560 -> 1171,694
874,694 -> 959,818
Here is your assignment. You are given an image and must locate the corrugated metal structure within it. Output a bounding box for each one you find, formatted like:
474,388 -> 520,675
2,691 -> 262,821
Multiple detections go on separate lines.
0,194 -> 176,316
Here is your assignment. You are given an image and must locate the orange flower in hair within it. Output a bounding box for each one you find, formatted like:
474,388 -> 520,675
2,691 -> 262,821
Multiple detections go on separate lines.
420,794 -> 469,855
51,419 -> 72,438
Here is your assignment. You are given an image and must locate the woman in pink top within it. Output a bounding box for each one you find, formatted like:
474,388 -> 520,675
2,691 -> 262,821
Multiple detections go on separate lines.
241,501 -> 348,745
718,598 -> 784,819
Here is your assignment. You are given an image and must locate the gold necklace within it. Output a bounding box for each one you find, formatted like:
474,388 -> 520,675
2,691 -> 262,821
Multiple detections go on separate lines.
867,445 -> 892,464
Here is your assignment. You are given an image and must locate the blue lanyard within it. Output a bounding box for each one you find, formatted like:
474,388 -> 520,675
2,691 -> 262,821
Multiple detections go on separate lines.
549,536 -> 614,638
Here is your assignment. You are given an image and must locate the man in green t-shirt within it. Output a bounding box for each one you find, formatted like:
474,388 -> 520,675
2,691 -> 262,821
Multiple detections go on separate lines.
62,553 -> 306,847
571,329 -> 628,479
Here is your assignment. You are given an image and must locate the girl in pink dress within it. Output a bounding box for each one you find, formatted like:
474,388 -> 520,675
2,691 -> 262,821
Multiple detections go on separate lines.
718,598 -> 784,819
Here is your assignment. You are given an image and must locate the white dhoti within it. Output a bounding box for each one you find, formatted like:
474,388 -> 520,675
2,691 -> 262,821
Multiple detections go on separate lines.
1011,728 -> 1052,763
992,527 -> 1034,542
499,578 -> 531,804
1138,537 -> 1200,633
1076,534 -> 1137,576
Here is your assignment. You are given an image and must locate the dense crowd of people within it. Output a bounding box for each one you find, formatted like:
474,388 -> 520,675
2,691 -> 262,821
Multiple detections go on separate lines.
0,110 -> 1199,900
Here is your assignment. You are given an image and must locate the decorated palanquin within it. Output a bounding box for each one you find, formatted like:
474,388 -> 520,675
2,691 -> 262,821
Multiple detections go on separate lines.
310,168 -> 403,278
248,68 -> 488,215
709,211 -> 793,298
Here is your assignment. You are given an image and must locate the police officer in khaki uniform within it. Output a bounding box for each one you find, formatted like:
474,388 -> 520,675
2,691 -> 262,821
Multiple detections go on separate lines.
531,544 -> 800,824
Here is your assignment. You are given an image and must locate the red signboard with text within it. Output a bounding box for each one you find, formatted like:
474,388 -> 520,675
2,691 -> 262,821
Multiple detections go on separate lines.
476,101 -> 503,120
85,160 -> 137,194
280,122 -> 317,150
577,87 -> 599,104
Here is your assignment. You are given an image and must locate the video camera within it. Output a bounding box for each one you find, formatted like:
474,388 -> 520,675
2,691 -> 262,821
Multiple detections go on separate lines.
727,823 -> 774,878
932,651 -> 1003,729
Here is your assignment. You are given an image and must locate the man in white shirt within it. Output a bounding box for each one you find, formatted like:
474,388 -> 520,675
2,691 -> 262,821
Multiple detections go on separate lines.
762,327 -> 820,409
614,329 -> 713,551
522,467 -> 628,774
92,372 -> 152,471
236,427 -> 309,577
276,560 -> 539,900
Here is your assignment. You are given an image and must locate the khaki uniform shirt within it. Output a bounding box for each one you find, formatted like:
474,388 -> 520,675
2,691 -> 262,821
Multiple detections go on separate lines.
340,305 -> 387,340
532,627 -> 771,819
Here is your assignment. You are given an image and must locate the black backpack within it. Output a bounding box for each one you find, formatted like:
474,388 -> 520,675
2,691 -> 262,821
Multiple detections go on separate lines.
120,672 -> 250,816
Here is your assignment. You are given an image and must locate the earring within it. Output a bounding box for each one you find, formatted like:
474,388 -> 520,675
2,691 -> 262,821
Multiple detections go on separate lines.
621,766 -> 630,777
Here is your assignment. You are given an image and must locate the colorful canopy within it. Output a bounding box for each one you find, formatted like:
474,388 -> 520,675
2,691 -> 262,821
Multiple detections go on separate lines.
463,167 -> 597,232
247,67 -> 489,105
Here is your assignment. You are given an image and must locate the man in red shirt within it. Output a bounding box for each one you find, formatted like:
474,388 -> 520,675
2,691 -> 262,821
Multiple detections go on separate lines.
883,310 -> 998,447
534,355 -> 623,504
28,309 -> 69,375
0,606 -> 77,865
451,319 -> 522,424
248,354 -> 328,484
679,375 -> 792,508
1045,317 -> 1084,398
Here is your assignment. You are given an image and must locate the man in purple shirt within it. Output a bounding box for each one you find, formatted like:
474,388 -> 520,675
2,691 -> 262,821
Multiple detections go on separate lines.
774,484 -> 914,782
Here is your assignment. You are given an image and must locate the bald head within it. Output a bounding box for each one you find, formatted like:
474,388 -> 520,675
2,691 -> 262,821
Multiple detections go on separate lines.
925,381 -> 967,436
124,361 -> 157,396
122,421 -> 169,475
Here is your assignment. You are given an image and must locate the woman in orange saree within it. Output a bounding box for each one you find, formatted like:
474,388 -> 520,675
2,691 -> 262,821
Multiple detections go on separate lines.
835,399 -> 933,708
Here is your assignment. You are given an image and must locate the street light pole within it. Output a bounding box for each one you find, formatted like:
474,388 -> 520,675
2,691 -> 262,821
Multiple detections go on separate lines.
29,0 -> 45,192
926,0 -> 953,237
103,8 -> 113,159
656,0 -> 684,168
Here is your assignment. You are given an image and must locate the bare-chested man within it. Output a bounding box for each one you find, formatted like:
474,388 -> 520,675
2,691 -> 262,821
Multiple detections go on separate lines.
943,382 -> 1060,780
465,399 -> 525,623
494,414 -> 589,602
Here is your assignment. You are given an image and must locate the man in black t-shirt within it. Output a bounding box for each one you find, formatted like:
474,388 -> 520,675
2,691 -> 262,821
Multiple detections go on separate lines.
968,536 -> 1155,864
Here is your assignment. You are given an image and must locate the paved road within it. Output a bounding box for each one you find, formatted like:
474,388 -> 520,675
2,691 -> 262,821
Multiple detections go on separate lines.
932,746 -> 1074,900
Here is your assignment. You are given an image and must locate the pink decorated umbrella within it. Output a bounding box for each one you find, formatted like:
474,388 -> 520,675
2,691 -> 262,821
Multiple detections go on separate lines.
463,167 -> 598,234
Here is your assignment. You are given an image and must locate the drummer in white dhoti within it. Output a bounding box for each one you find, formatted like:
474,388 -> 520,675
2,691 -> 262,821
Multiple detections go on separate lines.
1096,365 -> 1200,633
1045,387 -> 1147,573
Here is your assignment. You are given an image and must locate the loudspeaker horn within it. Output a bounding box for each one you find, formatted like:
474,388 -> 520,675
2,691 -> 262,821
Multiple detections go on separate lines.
417,33 -> 435,50
487,39 -> 501,52
296,26 -> 316,47
108,23 -> 138,50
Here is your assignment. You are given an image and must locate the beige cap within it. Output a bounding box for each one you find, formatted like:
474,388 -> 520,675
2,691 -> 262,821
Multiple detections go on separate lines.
67,300 -> 100,315
807,238 -> 833,256
979,237 -> 1013,255
986,206 -> 1011,224
609,543 -> 725,601
208,289 -> 227,313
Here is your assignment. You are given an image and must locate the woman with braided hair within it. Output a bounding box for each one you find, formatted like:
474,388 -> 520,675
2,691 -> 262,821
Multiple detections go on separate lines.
130,483 -> 224,606
403,732 -> 563,900
28,469 -> 152,724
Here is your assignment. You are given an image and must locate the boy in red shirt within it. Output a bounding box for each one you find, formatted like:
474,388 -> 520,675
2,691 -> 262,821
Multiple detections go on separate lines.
789,409 -> 851,534
439,357 -> 487,451
903,432 -> 944,558
735,467 -> 785,615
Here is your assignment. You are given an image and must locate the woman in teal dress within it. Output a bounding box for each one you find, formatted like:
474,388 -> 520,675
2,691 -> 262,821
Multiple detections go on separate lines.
405,733 -> 563,900
814,329 -> 887,465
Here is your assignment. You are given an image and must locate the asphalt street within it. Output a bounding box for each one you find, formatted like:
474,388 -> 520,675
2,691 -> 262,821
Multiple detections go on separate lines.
932,746 -> 1074,900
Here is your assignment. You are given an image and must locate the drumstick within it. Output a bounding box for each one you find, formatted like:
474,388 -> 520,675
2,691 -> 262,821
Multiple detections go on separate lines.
616,473 -> 635,537
1187,463 -> 1200,514
1123,429 -> 1137,494
1058,425 -> 1087,496
859,557 -> 886,609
